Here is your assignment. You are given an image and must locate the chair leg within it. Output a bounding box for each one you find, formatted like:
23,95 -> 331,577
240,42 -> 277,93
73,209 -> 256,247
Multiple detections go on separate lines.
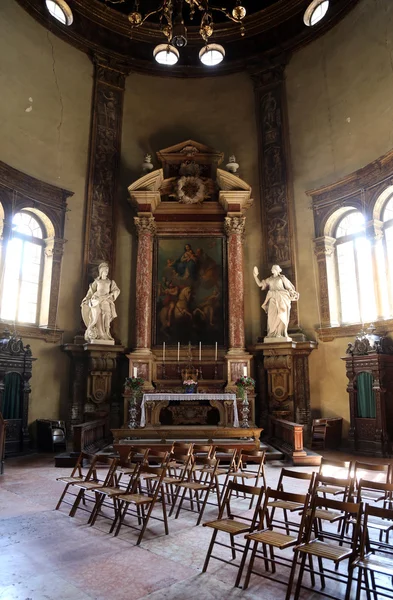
175,486 -> 188,519
55,483 -> 70,510
69,488 -> 84,517
202,529 -> 219,573
114,501 -> 129,537
88,492 -> 104,526
285,550 -> 299,600
355,567 -> 363,600
230,533 -> 236,560
235,538 -> 252,588
242,540 -> 259,590
293,552 -> 308,600
161,489 -> 169,536
137,502 -> 154,545
196,487 -> 212,526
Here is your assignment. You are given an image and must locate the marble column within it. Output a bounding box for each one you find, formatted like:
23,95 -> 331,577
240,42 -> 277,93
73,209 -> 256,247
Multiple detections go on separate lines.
225,215 -> 246,351
134,216 -> 156,350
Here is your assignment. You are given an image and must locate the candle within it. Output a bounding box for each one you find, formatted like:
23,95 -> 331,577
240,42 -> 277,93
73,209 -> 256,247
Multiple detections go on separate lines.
199,341 -> 202,361
177,342 -> 180,362
133,366 -> 137,378
243,366 -> 248,377
215,342 -> 218,362
163,342 -> 166,362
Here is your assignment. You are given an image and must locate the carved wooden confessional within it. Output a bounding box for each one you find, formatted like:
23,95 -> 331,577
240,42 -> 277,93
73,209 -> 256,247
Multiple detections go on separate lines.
0,331 -> 35,455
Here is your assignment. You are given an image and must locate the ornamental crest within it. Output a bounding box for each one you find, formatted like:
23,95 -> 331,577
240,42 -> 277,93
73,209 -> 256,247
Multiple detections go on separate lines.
171,162 -> 209,204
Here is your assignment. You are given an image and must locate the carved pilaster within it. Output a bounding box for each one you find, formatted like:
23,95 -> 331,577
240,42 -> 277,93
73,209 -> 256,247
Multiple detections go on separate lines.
83,54 -> 130,286
225,216 -> 246,350
46,237 -> 67,328
313,236 -> 337,327
251,59 -> 298,329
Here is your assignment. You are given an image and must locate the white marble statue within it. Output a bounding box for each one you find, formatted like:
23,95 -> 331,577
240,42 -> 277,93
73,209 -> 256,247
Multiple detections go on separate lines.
81,262 -> 120,344
253,264 -> 299,342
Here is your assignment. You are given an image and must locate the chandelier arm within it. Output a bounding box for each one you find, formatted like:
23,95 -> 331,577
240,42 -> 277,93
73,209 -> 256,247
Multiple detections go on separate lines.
206,5 -> 243,24
135,6 -> 167,27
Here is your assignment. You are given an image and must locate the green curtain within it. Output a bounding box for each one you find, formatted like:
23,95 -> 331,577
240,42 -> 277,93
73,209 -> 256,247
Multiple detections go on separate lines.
357,371 -> 376,418
1,372 -> 22,420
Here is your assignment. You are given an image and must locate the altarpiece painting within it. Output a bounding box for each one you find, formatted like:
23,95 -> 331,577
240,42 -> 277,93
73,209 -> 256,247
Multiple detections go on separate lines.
154,237 -> 226,346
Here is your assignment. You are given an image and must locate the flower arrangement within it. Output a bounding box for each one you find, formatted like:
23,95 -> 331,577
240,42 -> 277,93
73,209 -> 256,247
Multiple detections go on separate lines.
235,375 -> 255,401
235,375 -> 255,388
124,376 -> 144,394
183,379 -> 197,386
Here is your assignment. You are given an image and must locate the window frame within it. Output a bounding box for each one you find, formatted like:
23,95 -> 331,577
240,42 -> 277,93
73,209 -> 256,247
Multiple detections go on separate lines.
309,147 -> 393,341
0,161 -> 73,343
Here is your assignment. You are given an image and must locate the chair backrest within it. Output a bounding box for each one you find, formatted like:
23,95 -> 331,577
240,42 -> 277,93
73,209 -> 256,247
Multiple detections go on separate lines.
314,473 -> 354,500
192,444 -> 214,457
69,451 -> 92,478
212,446 -> 238,469
220,480 -> 266,527
356,478 -> 393,503
306,495 -> 362,545
262,487 -> 310,540
360,503 -> 393,558
353,461 -> 391,485
318,457 -> 352,478
277,468 -> 315,493
139,452 -> 170,498
87,454 -> 118,486
172,442 -> 194,455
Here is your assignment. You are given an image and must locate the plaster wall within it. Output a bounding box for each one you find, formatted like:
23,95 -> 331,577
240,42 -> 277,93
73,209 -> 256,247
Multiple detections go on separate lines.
286,0 -> 393,434
118,72 -> 261,348
0,0 -> 92,424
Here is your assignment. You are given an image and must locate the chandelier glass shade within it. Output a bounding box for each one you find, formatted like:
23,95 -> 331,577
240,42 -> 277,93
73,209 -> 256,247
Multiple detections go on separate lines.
199,43 -> 225,66
153,43 -> 180,64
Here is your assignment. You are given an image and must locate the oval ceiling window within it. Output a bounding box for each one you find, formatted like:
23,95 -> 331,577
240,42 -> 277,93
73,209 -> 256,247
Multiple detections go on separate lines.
303,0 -> 329,27
45,0 -> 73,26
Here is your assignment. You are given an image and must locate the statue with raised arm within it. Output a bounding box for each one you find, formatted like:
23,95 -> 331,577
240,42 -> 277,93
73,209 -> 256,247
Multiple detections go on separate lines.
253,264 -> 299,341
81,262 -> 120,344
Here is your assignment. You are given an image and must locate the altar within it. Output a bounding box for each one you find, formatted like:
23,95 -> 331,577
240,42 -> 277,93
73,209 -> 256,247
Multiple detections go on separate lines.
110,141 -> 262,448
140,393 -> 239,428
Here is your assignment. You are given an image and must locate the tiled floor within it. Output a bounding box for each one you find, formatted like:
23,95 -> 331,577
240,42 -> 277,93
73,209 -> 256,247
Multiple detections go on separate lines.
0,452 -> 390,600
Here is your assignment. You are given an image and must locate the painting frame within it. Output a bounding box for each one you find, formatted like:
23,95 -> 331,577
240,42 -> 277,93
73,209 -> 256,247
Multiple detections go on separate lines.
152,235 -> 227,348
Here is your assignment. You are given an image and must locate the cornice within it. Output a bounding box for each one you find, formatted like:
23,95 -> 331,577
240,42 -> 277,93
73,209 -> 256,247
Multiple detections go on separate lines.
15,0 -> 360,77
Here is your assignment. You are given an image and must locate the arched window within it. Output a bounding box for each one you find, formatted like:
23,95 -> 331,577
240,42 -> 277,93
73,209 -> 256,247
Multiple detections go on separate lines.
0,211 -> 45,324
383,196 -> 393,312
334,210 -> 377,324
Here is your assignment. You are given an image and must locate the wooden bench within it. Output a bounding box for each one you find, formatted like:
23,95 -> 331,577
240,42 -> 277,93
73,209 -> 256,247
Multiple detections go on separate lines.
269,416 -> 321,465
73,418 -> 110,454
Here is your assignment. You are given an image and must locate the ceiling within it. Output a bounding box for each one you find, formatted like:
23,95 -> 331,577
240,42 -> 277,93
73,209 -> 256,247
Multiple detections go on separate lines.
16,0 -> 360,76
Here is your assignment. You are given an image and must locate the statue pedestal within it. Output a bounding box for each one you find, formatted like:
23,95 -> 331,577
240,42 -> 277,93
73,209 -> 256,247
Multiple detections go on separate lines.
63,341 -> 125,438
264,336 -> 292,343
252,340 -> 317,445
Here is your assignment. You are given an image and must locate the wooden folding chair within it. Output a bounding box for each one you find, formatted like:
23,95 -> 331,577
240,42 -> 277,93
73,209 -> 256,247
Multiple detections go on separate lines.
68,455 -> 118,521
353,461 -> 392,504
356,480 -> 393,543
239,488 -> 310,597
202,480 -> 265,581
160,451 -> 193,507
112,452 -> 171,544
230,450 -> 267,508
268,469 -> 315,535
172,456 -> 221,525
55,451 -> 92,511
346,503 -> 393,600
88,448 -> 150,528
317,458 -> 353,496
288,495 -> 362,600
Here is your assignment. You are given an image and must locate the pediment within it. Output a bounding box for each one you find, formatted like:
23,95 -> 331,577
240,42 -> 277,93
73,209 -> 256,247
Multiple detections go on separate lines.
156,140 -> 224,168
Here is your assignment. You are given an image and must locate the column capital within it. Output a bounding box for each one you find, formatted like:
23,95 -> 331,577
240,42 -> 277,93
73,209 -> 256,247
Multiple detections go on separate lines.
248,54 -> 289,91
134,216 -> 157,237
313,236 -> 336,259
224,215 -> 246,238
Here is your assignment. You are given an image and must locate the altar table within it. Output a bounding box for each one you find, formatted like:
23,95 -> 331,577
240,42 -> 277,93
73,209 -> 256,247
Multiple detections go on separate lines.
140,393 -> 239,428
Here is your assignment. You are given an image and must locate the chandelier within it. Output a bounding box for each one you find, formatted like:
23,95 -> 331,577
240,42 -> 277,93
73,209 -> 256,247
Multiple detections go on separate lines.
106,0 -> 247,66
45,1 -> 331,67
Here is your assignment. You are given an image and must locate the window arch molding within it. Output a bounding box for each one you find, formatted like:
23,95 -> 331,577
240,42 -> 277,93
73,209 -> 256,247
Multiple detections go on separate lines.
0,161 -> 73,342
309,147 -> 393,340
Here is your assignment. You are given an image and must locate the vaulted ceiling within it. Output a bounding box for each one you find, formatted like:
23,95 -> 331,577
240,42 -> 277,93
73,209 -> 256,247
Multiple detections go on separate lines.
17,0 -> 360,76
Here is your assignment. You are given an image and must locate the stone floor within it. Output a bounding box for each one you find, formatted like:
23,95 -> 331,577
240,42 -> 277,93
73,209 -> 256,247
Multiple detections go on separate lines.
0,451 -> 391,600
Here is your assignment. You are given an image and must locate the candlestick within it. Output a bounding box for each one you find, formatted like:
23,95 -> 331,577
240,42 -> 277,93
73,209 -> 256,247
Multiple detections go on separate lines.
243,366 -> 247,377
133,366 -> 137,378
177,342 -> 180,362
215,342 -> 218,362
163,341 -> 165,362
199,341 -> 201,361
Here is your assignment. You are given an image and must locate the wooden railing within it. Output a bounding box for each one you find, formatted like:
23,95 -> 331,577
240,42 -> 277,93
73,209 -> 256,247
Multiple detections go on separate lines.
269,417 -> 307,461
73,418 -> 110,454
